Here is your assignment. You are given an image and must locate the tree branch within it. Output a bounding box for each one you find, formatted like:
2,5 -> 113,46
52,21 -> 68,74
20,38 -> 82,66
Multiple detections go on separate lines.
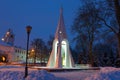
98,16 -> 117,34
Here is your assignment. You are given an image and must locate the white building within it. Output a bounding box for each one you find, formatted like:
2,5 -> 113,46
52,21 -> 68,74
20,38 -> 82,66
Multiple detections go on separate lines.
0,44 -> 26,63
47,8 -> 75,68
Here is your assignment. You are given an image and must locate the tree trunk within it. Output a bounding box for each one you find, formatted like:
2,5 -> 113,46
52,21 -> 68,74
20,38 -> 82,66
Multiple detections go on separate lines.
116,33 -> 120,67
114,0 -> 120,58
114,0 -> 120,28
117,33 -> 120,58
34,53 -> 36,64
89,40 -> 94,66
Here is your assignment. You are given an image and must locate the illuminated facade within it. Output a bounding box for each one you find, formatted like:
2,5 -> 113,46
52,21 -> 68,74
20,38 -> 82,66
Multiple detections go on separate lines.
0,29 -> 26,63
0,44 -> 26,63
47,8 -> 75,68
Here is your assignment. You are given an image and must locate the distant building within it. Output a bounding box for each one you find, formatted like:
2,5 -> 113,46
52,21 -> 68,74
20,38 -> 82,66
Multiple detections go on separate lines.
0,28 -> 26,63
2,29 -> 15,46
0,44 -> 26,63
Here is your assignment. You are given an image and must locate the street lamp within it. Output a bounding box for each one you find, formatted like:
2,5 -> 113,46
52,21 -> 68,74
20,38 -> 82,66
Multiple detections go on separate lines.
24,25 -> 32,78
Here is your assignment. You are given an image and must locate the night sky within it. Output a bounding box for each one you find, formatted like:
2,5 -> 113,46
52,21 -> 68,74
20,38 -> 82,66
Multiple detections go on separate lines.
0,0 -> 81,48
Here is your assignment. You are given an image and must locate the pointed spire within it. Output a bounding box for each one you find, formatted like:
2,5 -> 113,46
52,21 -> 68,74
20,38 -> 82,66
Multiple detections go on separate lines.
47,7 -> 75,68
60,6 -> 63,15
55,7 -> 67,39
2,28 -> 15,46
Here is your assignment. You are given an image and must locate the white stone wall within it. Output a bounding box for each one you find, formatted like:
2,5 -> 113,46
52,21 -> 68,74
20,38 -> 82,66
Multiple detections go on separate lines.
14,47 -> 26,62
0,44 -> 26,63
0,44 -> 14,62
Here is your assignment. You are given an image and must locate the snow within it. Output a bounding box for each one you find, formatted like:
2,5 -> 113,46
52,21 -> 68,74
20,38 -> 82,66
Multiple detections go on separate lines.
52,70 -> 99,80
0,65 -> 120,80
0,65 -> 58,80
0,70 -> 58,80
85,67 -> 120,80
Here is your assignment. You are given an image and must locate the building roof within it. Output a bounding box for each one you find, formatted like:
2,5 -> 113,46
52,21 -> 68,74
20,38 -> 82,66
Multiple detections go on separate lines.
55,7 -> 67,39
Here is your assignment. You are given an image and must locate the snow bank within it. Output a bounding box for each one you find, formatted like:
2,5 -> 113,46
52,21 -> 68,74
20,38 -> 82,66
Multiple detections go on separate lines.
85,67 -> 120,80
0,65 -> 22,69
27,70 -> 57,80
0,65 -> 120,80
0,70 -> 58,80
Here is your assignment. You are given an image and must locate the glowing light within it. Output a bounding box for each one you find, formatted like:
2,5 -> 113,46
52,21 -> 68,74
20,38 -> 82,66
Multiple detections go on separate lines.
2,56 -> 5,61
55,41 -> 58,62
59,31 -> 62,34
62,41 -> 67,67
31,49 -> 35,52
6,31 -> 10,35
63,58 -> 65,66
2,38 -> 4,41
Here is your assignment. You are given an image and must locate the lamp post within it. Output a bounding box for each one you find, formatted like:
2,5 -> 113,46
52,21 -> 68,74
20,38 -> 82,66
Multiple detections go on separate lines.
24,25 -> 32,78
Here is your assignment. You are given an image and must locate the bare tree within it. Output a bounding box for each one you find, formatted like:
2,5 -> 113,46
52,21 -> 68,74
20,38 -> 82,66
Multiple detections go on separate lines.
97,0 -> 120,58
30,38 -> 47,64
71,1 -> 101,66
47,35 -> 54,54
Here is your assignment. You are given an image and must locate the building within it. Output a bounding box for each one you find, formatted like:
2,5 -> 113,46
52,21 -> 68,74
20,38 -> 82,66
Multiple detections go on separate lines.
0,28 -> 26,63
47,8 -> 75,68
0,44 -> 26,63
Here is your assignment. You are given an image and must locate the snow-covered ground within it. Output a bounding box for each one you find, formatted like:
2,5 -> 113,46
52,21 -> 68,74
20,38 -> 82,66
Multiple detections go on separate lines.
0,65 -> 120,80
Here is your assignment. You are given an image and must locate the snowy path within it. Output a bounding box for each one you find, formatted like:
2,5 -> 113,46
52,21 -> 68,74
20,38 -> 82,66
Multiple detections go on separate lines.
52,70 -> 99,80
0,65 -> 120,80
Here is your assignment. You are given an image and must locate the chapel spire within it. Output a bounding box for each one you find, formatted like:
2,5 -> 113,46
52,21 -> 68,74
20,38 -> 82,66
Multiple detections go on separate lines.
55,7 -> 67,39
47,7 -> 75,68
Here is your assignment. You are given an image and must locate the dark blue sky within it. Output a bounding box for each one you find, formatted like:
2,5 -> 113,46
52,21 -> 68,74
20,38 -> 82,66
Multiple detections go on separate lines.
0,0 -> 81,48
